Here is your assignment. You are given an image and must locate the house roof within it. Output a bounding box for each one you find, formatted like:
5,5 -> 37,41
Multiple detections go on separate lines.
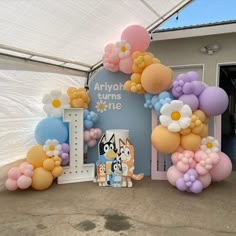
0,0 -> 192,73
152,19 -> 236,41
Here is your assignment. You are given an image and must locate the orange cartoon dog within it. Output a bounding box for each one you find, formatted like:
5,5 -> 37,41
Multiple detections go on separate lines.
119,138 -> 144,187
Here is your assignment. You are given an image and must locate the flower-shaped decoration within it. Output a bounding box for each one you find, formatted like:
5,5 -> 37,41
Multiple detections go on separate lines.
176,169 -> 203,194
42,90 -> 70,118
115,40 -> 131,59
43,139 -> 62,157
160,100 -> 192,132
96,100 -> 108,113
171,150 -> 196,172
200,136 -> 220,153
194,150 -> 220,175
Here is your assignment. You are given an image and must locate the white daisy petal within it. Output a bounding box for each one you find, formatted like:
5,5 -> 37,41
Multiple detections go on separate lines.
181,105 -> 192,117
51,90 -> 62,98
51,108 -> 63,118
179,117 -> 191,129
159,115 -> 172,126
170,100 -> 184,110
42,94 -> 52,104
54,150 -> 60,156
160,103 -> 174,116
60,94 -> 69,104
43,105 -> 52,116
168,121 -> 181,132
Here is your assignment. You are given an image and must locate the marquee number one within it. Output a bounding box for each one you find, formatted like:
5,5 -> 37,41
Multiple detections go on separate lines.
57,108 -> 95,184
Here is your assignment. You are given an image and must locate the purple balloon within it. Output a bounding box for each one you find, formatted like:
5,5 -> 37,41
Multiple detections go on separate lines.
190,180 -> 203,193
61,153 -> 69,160
176,178 -> 188,191
192,81 -> 207,96
62,143 -> 70,153
179,94 -> 199,111
186,71 -> 200,81
182,82 -> 194,94
199,86 -> 229,116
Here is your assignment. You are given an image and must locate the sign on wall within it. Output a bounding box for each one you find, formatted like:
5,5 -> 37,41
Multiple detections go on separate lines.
88,69 -> 151,176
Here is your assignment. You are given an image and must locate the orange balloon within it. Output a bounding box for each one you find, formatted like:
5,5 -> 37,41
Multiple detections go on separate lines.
151,125 -> 180,154
141,64 -> 173,94
26,145 -> 48,168
181,133 -> 201,151
31,167 -> 53,190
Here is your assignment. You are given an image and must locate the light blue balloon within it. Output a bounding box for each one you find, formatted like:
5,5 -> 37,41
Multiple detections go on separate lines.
35,117 -> 68,144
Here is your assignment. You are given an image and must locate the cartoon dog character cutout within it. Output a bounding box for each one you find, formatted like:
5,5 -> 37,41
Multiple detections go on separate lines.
110,157 -> 123,187
96,134 -> 118,186
96,163 -> 106,186
119,138 -> 144,187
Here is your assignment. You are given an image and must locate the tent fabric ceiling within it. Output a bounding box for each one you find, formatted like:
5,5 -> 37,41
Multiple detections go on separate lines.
0,0 -> 192,71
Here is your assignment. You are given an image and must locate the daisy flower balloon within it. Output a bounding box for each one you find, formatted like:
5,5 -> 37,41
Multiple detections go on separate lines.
160,100 -> 192,132
200,136 -> 220,153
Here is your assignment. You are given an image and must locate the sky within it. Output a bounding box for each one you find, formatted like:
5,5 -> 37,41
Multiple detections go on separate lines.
160,0 -> 236,29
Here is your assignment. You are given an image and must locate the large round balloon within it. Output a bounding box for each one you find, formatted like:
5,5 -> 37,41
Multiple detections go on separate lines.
121,25 -> 150,52
151,125 -> 180,154
35,117 -> 68,144
141,64 -> 173,94
199,87 -> 228,116
179,94 -> 199,112
31,167 -> 53,190
26,145 -> 48,168
209,152 -> 232,181
167,166 -> 183,186
181,133 -> 201,151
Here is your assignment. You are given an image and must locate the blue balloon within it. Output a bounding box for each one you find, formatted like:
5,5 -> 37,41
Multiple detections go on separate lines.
35,117 -> 68,144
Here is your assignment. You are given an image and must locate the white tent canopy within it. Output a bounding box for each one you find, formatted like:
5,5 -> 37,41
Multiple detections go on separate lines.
0,0 -> 192,72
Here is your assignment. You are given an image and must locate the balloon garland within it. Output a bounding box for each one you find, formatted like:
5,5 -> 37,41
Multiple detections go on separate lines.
102,24 -> 232,194
5,88 -> 102,191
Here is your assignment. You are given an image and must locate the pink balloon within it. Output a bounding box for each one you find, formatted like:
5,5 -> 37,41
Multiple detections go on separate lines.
87,139 -> 97,148
94,128 -> 102,138
84,130 -> 91,142
19,162 -> 33,174
104,43 -> 114,52
24,169 -> 33,177
209,152 -> 232,182
5,179 -> 18,191
17,175 -> 32,189
121,25 -> 150,52
8,167 -> 22,180
119,56 -> 133,74
167,166 -> 184,186
198,173 -> 211,188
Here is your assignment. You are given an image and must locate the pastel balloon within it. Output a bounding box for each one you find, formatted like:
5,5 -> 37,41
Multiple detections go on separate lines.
209,152 -> 232,182
166,166 -> 183,186
31,167 -> 53,190
8,167 -> 21,180
179,94 -> 199,112
43,158 -> 55,171
198,87 -> 228,116
181,133 -> 201,151
26,145 -> 48,168
119,56 -> 133,74
198,173 -> 211,188
17,175 -> 32,189
51,166 -> 63,178
5,179 -> 18,191
121,25 -> 150,52
141,64 -> 173,94
87,139 -> 97,148
151,125 -> 180,154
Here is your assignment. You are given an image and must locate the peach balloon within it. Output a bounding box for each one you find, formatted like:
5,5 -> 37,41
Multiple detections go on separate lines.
31,167 -> 53,190
198,173 -> 211,188
209,152 -> 232,182
151,125 -> 180,154
167,166 -> 183,186
141,64 -> 173,94
119,57 -> 133,74
43,158 -> 55,171
26,145 -> 48,168
181,133 -> 201,151
51,166 -> 63,178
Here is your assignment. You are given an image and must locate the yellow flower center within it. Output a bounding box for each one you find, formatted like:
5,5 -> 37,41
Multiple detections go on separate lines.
171,111 -> 181,121
49,145 -> 55,151
121,46 -> 126,52
52,99 -> 61,108
207,142 -> 213,148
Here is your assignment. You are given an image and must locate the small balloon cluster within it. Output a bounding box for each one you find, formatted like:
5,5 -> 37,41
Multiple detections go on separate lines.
102,24 -> 233,193
5,87 -> 102,191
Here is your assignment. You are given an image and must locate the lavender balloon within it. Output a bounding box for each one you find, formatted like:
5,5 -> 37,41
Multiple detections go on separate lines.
179,94 -> 199,111
176,169 -> 203,194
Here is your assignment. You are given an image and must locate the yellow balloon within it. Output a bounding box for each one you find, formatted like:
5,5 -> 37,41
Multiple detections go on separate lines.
52,166 -> 63,178
151,125 -> 180,154
26,145 -> 48,168
31,167 -> 53,190
43,158 -> 55,171
181,133 -> 201,151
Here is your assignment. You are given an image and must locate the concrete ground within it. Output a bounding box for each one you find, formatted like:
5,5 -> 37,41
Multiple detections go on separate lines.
0,173 -> 235,236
